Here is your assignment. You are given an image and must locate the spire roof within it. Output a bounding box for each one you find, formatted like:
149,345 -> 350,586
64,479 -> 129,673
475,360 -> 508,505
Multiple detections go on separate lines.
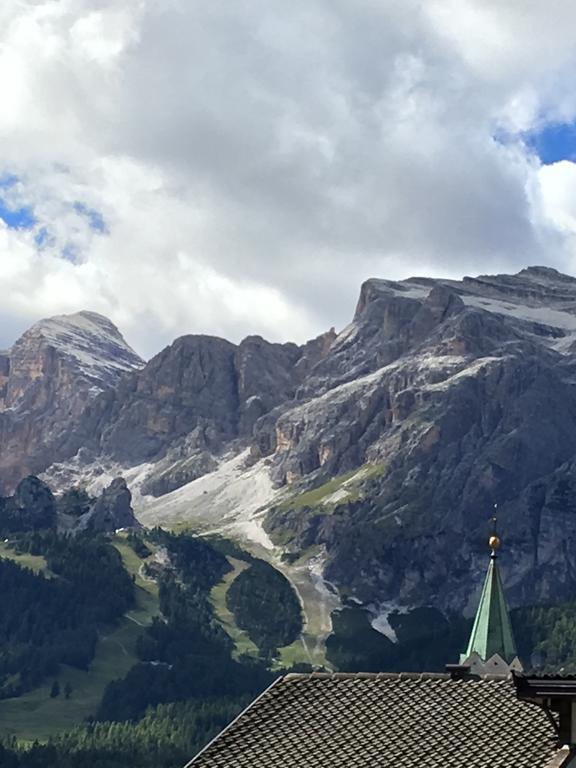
463,545 -> 518,664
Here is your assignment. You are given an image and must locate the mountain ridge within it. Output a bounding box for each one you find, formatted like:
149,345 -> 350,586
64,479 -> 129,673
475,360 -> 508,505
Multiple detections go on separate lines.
3,266 -> 576,627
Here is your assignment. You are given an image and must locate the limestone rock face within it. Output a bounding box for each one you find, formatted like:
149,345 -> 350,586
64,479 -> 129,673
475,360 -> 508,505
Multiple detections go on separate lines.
262,267 -> 576,612
140,451 -> 218,497
0,353 -> 9,402
235,336 -> 301,435
279,350 -> 576,614
89,335 -> 241,463
0,312 -> 143,493
295,283 -> 465,402
2,311 -> 142,412
58,331 -> 335,496
72,334 -> 308,463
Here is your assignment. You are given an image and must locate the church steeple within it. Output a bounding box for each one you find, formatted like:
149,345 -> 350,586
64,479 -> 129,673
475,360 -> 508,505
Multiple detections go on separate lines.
459,518 -> 523,676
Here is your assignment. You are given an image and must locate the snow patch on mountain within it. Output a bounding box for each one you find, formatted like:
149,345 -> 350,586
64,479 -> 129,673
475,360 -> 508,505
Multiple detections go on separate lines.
22,310 -> 144,385
462,296 -> 576,334
381,269 -> 576,353
369,602 -> 410,643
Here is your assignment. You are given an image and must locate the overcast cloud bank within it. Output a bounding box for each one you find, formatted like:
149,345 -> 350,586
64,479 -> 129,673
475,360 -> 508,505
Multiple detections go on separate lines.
2,0 -> 576,357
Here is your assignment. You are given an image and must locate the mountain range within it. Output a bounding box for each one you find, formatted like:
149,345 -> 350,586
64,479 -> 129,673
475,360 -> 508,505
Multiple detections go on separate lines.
3,266 -> 576,626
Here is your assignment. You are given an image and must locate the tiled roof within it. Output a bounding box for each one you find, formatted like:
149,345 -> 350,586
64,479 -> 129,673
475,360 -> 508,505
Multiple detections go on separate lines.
187,672 -> 561,768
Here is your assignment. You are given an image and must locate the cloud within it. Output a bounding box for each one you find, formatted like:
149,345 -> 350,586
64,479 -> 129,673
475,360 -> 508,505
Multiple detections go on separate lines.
2,1 -> 576,357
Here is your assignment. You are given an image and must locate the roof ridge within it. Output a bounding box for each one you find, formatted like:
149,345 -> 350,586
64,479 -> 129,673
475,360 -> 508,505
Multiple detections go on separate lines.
283,672 -> 447,682
282,671 -> 511,683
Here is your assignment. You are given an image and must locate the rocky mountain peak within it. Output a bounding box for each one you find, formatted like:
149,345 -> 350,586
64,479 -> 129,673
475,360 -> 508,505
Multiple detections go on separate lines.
0,311 -> 144,494
517,265 -> 576,282
11,310 -> 144,391
260,265 -> 576,613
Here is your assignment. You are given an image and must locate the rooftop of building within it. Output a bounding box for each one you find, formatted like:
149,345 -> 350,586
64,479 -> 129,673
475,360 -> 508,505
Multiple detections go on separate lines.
186,671 -> 564,768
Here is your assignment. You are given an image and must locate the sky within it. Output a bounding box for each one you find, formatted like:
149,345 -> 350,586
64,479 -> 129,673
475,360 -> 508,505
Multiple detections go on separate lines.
3,2 -> 576,358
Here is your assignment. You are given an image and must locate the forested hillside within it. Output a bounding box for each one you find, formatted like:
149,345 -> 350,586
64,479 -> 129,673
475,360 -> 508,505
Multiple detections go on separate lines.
0,525 -> 299,766
3,485 -> 576,767
0,534 -> 134,699
96,530 -> 274,723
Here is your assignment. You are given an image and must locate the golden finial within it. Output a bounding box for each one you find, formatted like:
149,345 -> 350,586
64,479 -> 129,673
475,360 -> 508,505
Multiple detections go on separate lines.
489,512 -> 500,557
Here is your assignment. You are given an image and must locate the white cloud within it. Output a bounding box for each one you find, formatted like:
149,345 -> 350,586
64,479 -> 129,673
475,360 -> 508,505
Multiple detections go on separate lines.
2,0 -> 576,357
538,162 -> 576,237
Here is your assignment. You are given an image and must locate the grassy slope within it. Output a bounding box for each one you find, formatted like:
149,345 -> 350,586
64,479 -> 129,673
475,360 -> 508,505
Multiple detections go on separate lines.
0,518 -> 333,742
0,535 -> 160,742
275,463 -> 386,514
210,557 -> 260,659
0,619 -> 143,742
0,543 -> 50,575
113,537 -> 160,626
209,551 -> 328,669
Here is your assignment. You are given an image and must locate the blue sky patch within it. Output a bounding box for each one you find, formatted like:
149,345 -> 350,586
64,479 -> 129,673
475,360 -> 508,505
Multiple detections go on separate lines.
73,202 -> 108,234
0,199 -> 35,230
0,174 -> 35,230
525,122 -> 576,165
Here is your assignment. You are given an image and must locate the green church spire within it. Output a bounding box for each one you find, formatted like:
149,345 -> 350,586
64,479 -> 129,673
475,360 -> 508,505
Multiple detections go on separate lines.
460,518 -> 521,675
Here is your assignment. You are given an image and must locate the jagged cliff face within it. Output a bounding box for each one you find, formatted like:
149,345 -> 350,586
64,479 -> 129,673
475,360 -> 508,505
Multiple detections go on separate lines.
262,267 -> 576,612
6,267 -> 576,615
52,330 -> 337,497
